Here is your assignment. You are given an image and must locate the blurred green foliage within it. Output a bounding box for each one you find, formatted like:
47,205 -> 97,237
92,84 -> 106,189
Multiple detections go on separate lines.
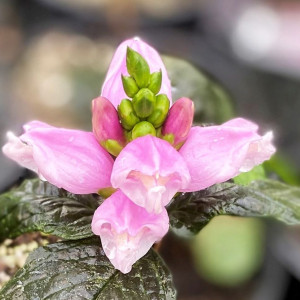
191,216 -> 265,287
264,154 -> 300,186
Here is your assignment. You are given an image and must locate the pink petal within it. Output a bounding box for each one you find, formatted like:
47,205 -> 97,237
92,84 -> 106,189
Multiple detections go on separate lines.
179,118 -> 276,192
101,37 -> 172,107
92,96 -> 125,146
111,135 -> 190,214
2,131 -> 38,174
92,190 -> 169,274
162,97 -> 194,147
3,121 -> 114,194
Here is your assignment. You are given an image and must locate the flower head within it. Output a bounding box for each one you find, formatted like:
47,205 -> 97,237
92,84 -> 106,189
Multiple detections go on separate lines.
2,37 -> 276,273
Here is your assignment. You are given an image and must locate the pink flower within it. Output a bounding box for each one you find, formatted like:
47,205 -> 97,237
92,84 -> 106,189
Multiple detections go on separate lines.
92,190 -> 169,273
179,118 -> 275,191
2,121 -> 114,194
101,37 -> 172,108
111,135 -> 191,214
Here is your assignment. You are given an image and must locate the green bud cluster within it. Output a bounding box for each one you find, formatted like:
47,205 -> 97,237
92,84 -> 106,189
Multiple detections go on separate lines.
118,47 -> 170,141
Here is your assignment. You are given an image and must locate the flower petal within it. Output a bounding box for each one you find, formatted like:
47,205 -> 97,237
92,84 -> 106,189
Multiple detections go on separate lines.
3,121 -> 114,194
179,118 -> 276,191
111,135 -> 190,213
101,37 -> 172,107
92,190 -> 169,274
2,131 -> 38,173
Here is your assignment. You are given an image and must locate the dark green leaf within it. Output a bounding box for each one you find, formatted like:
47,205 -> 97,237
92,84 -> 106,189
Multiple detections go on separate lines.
0,238 -> 176,300
162,55 -> 235,123
0,179 -> 100,241
168,179 -> 300,236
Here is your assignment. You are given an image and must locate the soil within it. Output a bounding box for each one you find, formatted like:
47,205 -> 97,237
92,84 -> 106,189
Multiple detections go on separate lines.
0,233 -> 59,289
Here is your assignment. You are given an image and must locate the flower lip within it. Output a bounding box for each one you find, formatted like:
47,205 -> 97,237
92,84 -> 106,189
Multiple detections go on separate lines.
92,190 -> 169,273
2,131 -> 38,174
111,135 -> 191,213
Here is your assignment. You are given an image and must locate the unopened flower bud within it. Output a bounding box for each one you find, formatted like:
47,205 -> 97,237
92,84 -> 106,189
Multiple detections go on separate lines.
92,96 -> 125,148
147,94 -> 170,128
132,88 -> 156,118
98,187 -> 116,198
148,70 -> 162,95
126,47 -> 150,88
162,97 -> 194,148
118,99 -> 140,130
121,75 -> 139,98
132,121 -> 156,139
124,129 -> 132,143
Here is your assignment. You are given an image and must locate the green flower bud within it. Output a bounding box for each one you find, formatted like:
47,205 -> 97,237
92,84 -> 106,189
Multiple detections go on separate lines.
118,99 -> 140,130
98,187 -> 116,198
148,70 -> 162,95
162,133 -> 174,145
132,121 -> 156,139
124,129 -> 132,143
147,94 -> 170,128
132,88 -> 156,118
121,75 -> 139,98
174,141 -> 185,150
101,139 -> 123,157
126,47 -> 150,88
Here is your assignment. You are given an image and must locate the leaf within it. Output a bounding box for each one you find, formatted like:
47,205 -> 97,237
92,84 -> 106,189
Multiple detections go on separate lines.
264,154 -> 300,185
162,55 -> 235,123
0,179 -> 100,241
0,237 -> 176,300
168,179 -> 300,236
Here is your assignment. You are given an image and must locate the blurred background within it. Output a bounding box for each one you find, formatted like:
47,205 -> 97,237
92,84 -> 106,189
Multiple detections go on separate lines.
0,0 -> 300,299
